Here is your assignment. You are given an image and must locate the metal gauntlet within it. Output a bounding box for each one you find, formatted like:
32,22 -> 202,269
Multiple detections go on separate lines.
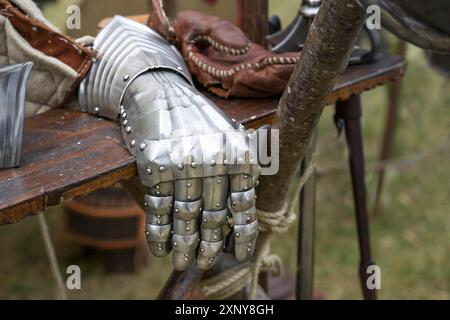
79,16 -> 259,271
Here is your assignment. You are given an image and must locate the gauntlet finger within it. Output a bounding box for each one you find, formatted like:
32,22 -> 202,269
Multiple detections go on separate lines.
196,176 -> 229,270
172,179 -> 202,271
229,174 -> 258,262
145,181 -> 174,257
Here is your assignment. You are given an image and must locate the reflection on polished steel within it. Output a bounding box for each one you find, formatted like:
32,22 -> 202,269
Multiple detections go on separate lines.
0,62 -> 33,168
79,16 -> 260,271
356,0 -> 450,52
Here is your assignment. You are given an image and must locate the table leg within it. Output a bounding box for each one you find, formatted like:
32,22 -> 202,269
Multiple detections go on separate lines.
335,95 -> 377,300
296,132 -> 317,300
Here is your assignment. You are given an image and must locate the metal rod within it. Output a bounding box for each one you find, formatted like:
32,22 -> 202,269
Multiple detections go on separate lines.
336,95 -> 377,300
296,131 -> 317,300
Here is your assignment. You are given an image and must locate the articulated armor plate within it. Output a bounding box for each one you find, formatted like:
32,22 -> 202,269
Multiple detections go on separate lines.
79,16 -> 260,271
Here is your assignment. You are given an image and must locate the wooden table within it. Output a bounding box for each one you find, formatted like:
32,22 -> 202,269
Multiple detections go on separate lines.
0,52 -> 405,225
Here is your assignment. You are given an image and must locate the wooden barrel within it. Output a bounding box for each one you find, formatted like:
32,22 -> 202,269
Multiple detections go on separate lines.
64,185 -> 148,273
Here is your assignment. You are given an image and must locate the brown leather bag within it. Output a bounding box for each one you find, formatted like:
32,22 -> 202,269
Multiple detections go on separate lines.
148,0 -> 300,99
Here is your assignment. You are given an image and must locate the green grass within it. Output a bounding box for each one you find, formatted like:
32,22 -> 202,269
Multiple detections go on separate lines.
0,2 -> 449,300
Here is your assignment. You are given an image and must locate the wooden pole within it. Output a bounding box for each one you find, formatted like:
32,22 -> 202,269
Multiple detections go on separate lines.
237,0 -> 268,47
256,0 -> 366,213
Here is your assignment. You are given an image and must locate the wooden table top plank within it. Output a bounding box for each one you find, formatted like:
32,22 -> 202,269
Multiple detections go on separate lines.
0,53 -> 406,225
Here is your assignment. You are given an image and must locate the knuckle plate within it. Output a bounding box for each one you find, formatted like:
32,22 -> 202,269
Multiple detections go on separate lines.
174,218 -> 199,235
201,226 -> 225,242
201,209 -> 228,228
200,133 -> 227,177
146,223 -> 172,257
229,188 -> 256,212
202,176 -> 229,210
230,207 -> 257,225
174,199 -> 202,220
196,240 -> 224,270
174,178 -> 202,201
230,173 -> 254,192
172,233 -> 200,271
233,220 -> 258,262
145,194 -> 173,215
136,139 -> 173,188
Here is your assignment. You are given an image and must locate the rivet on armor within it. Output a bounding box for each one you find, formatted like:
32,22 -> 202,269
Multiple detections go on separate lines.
123,74 -> 130,81
247,248 -> 251,252
144,202 -> 148,207
236,232 -> 240,237
173,242 -> 177,247
175,209 -> 179,213
216,202 -> 220,208
187,182 -> 192,187
145,231 -> 149,236
184,253 -> 189,257
169,203 -> 173,208
232,201 -> 237,206
217,179 -> 222,184
243,174 -> 248,179
254,195 -> 258,199
139,143 -> 147,151
146,168 -> 152,175
186,220 -> 190,225
130,140 -> 136,147
121,112 -> 127,119
213,236 -> 218,240
94,107 -> 99,114
186,227 -> 191,231
156,214 -> 161,218
214,230 -> 218,234
203,218 -> 207,223
156,191 -> 161,195
200,247 -> 204,252
187,195 -> 191,200
159,166 -> 165,172
177,163 -> 184,170
157,220 -> 161,225
125,126 -> 132,134
122,119 -> 128,127
210,160 -> 216,166
256,180 -> 260,186
184,257 -> 188,262
190,162 -> 197,168
248,242 -> 252,247
156,185 -> 160,189
208,257 -> 214,261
